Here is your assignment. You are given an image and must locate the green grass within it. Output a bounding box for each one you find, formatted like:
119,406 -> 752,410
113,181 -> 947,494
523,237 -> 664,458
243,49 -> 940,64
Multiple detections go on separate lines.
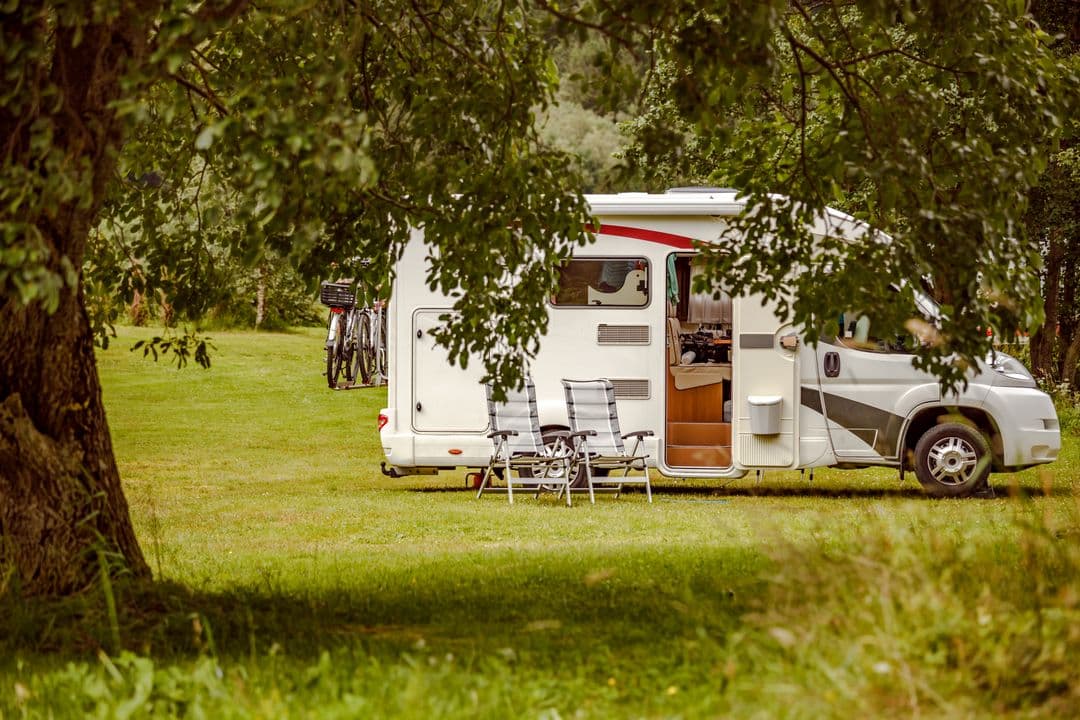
3,326 -> 1079,718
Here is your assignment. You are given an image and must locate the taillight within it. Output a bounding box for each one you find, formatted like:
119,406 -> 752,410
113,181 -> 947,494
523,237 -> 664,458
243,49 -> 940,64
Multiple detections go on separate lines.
331,307 -> 344,314
378,413 -> 388,431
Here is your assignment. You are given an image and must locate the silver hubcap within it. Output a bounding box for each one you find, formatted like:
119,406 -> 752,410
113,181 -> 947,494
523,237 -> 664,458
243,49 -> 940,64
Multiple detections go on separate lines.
927,436 -> 978,485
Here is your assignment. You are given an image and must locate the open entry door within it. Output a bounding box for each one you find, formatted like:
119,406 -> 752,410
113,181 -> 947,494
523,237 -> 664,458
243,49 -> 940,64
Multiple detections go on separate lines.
732,296 -> 798,467
663,254 -> 733,469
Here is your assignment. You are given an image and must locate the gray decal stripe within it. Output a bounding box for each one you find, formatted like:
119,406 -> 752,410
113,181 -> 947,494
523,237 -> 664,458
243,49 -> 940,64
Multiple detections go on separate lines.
739,333 -> 774,349
800,385 -> 823,414
818,391 -> 905,458
799,384 -> 903,458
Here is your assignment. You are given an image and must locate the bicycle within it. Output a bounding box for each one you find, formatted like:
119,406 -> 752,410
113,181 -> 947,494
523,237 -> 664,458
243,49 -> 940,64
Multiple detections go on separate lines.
320,281 -> 359,389
354,299 -> 387,386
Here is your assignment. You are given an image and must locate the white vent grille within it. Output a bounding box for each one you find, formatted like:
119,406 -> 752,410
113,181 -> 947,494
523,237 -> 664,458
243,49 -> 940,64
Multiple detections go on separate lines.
610,378 -> 650,400
737,432 -> 794,467
597,324 -> 650,345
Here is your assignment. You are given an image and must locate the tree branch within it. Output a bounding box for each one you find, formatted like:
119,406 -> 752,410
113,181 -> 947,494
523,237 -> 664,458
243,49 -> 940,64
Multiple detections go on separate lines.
168,71 -> 228,116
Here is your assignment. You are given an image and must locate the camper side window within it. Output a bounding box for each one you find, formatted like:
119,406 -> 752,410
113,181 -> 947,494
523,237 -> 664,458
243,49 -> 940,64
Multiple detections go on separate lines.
551,257 -> 650,307
833,313 -> 915,354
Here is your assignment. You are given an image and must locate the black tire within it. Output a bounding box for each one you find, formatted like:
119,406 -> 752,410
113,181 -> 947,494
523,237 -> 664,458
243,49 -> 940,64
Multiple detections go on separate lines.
325,313 -> 339,389
356,312 -> 375,385
328,319 -> 347,389
375,309 -> 388,380
520,427 -> 587,488
913,422 -> 992,498
341,317 -> 356,384
326,346 -> 336,388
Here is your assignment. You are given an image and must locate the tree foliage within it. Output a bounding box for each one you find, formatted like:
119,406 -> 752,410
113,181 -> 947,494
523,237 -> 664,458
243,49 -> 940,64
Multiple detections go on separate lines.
88,1 -> 595,389
621,0 -> 1077,387
1026,0 -> 1080,384
1,0 -> 1077,595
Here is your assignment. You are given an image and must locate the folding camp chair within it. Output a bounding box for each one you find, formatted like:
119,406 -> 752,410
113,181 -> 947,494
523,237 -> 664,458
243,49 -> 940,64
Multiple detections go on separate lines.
477,377 -> 574,505
561,379 -> 653,503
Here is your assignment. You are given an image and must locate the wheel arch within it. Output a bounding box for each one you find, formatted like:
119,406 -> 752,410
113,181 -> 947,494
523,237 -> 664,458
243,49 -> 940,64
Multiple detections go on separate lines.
901,405 -> 1002,471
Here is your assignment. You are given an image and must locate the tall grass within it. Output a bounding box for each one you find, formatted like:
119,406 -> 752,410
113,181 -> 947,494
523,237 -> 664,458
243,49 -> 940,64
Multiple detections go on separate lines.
2,327 -> 1078,718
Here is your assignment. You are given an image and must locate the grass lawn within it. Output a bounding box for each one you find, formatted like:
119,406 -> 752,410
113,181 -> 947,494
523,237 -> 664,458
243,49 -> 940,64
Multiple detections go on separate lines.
3,326 -> 1079,718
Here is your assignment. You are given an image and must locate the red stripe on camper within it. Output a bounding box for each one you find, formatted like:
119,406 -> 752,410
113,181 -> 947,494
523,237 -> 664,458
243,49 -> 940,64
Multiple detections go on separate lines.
588,224 -> 696,249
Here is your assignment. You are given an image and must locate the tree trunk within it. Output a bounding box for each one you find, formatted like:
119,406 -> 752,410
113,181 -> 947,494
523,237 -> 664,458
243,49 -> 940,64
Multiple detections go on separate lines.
1031,230 -> 1063,380
255,264 -> 268,329
129,289 -> 149,326
0,11 -> 153,595
0,287 -> 149,595
1062,330 -> 1080,389
1058,251 -> 1078,383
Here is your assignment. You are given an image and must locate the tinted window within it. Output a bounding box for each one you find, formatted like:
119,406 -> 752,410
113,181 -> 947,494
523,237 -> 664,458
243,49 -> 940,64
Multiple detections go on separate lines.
551,258 -> 649,307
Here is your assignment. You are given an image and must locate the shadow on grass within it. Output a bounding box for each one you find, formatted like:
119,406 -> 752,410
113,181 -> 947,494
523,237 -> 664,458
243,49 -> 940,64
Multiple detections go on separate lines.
0,545 -> 762,667
410,481 -> 1048,500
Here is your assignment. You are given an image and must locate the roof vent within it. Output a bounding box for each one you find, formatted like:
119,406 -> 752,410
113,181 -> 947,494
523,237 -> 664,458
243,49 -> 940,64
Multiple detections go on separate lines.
666,186 -> 738,194
660,185 -> 738,194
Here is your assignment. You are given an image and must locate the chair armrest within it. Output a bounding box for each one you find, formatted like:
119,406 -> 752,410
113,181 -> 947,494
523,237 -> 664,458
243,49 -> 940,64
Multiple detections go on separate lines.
622,430 -> 654,439
569,430 -> 597,438
487,430 -> 519,439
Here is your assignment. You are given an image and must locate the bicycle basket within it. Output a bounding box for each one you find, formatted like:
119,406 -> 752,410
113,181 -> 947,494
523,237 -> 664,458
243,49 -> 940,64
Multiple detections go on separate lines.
320,282 -> 355,308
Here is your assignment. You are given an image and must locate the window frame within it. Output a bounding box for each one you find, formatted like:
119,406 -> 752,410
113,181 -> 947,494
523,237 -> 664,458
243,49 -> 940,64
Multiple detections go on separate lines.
548,255 -> 653,310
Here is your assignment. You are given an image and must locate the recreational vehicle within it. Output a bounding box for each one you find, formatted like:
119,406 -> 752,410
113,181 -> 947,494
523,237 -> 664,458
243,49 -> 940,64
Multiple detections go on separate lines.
378,190 -> 1060,497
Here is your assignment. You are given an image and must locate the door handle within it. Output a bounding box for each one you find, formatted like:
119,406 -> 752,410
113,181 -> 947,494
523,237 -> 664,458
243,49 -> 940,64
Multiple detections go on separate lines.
823,351 -> 840,377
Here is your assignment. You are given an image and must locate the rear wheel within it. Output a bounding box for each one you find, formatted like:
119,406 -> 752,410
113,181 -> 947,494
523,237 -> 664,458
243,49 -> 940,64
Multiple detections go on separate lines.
375,309 -> 388,381
520,427 -> 587,488
354,312 -> 374,385
325,314 -> 340,388
326,346 -> 336,388
341,314 -> 357,384
328,318 -> 347,388
913,422 -> 991,498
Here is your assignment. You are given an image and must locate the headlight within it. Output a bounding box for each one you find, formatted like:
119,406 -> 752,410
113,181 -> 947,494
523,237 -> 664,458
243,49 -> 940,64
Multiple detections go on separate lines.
990,352 -> 1036,387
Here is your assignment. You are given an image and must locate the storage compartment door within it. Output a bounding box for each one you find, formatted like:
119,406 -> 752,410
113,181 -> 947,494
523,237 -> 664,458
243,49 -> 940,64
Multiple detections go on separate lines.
733,296 -> 798,466
412,310 -> 488,433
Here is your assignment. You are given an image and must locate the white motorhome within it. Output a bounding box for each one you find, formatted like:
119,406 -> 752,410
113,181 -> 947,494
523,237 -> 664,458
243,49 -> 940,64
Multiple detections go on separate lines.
378,190 -> 1060,497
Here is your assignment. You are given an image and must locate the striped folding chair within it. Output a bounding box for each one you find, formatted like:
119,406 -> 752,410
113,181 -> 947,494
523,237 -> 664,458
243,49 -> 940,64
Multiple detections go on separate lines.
562,379 -> 653,503
478,377 -> 573,505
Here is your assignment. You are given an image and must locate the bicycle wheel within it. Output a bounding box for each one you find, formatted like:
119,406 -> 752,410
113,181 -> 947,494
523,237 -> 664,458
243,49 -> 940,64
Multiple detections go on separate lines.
354,311 -> 375,385
375,307 -> 388,381
341,310 -> 357,384
327,314 -> 347,388
325,313 -> 338,388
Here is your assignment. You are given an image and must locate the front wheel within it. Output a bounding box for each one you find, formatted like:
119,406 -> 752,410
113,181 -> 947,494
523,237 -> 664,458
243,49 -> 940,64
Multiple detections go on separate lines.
327,317 -> 346,389
355,312 -> 375,385
913,422 -> 991,498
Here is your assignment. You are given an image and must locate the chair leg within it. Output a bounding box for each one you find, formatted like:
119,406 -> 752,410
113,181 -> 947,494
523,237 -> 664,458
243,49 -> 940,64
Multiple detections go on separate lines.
585,456 -> 596,504
476,465 -> 493,499
564,463 -> 572,507
506,457 -> 514,505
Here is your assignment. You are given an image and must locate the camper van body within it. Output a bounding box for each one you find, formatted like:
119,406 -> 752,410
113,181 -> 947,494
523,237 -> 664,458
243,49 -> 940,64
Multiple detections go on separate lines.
378,191 -> 1060,494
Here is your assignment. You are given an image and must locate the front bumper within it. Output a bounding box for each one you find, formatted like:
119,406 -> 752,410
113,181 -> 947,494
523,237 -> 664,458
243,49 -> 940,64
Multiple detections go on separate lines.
983,387 -> 1061,468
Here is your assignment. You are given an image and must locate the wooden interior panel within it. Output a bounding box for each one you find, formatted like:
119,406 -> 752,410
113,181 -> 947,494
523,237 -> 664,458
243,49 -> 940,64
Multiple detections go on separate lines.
668,421 -> 731,446
665,373 -> 725,422
665,373 -> 733,468
665,446 -> 732,468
